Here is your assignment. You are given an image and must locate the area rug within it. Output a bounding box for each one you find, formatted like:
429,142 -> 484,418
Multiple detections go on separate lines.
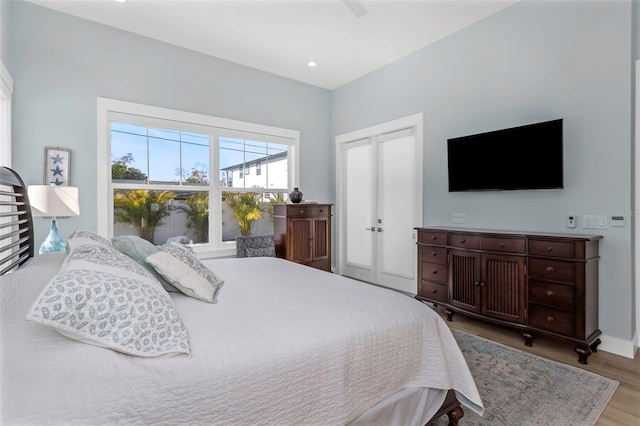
431,329 -> 619,426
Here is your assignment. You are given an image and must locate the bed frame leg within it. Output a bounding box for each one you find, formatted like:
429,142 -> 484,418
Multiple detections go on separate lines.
447,406 -> 464,426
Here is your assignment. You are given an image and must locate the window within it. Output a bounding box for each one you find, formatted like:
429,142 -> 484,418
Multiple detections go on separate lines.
256,161 -> 262,176
98,98 -> 299,257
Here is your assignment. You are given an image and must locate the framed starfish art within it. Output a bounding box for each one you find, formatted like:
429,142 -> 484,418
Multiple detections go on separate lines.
43,147 -> 71,186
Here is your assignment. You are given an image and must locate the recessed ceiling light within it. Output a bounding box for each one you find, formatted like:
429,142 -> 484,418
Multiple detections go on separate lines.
115,0 -> 127,3
307,61 -> 317,68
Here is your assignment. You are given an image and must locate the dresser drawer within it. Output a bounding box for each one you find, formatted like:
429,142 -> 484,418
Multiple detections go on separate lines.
419,245 -> 447,264
419,281 -> 447,303
529,258 -> 575,282
448,234 -> 481,249
528,280 -> 574,310
418,231 -> 447,245
420,262 -> 447,284
285,205 -> 330,217
529,239 -> 574,259
482,237 -> 526,254
528,304 -> 574,337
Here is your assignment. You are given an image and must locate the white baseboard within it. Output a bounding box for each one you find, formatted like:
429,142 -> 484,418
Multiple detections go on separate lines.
599,332 -> 637,359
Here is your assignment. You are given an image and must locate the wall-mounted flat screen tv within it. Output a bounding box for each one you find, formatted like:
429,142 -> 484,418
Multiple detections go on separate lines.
447,118 -> 563,192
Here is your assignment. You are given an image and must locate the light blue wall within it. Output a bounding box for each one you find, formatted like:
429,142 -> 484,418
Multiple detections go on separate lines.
9,0 -> 637,346
333,0 -> 634,342
0,0 -> 9,69
9,0 -> 332,245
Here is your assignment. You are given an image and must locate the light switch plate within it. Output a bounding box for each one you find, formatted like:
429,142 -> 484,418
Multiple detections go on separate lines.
583,214 -> 607,229
452,213 -> 467,224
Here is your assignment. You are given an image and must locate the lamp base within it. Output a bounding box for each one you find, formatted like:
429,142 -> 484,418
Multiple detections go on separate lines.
39,219 -> 67,254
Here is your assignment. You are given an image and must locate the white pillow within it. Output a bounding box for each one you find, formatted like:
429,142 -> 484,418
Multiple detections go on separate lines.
146,242 -> 224,303
26,268 -> 191,357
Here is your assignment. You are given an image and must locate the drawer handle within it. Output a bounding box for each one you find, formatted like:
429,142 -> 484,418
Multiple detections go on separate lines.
546,291 -> 554,296
546,266 -> 554,272
547,316 -> 554,322
431,251 -> 438,256
431,288 -> 438,294
431,236 -> 438,240
299,210 -> 305,214
498,242 -> 505,247
319,209 -> 324,213
432,270 -> 438,275
474,281 -> 481,286
459,239 -> 466,243
547,246 -> 554,252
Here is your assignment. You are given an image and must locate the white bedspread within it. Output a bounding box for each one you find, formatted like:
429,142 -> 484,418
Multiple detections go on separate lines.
1,254 -> 482,425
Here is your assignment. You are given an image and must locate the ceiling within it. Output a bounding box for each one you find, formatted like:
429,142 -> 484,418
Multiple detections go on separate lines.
27,0 -> 517,90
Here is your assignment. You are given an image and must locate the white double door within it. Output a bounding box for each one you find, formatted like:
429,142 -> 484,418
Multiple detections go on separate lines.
337,115 -> 423,294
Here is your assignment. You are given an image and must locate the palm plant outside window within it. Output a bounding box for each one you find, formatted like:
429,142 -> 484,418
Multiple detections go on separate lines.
109,119 -> 293,248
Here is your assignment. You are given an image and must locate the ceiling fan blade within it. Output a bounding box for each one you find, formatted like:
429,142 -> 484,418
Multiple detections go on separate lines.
343,0 -> 368,18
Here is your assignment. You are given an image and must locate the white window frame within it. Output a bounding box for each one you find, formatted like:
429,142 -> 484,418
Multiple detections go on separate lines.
0,62 -> 13,167
97,97 -> 300,258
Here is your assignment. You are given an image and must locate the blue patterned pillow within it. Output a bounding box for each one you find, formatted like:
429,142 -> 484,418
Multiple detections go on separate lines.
67,230 -> 113,247
146,242 -> 224,303
26,269 -> 190,357
65,244 -> 156,282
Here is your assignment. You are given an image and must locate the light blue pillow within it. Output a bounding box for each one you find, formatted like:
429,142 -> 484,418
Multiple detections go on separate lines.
111,235 -> 178,293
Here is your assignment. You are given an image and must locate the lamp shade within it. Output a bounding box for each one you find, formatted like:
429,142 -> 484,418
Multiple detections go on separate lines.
28,185 -> 80,218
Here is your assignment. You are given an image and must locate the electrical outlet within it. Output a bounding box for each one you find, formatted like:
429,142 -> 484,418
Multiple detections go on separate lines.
566,214 -> 576,228
452,213 -> 467,224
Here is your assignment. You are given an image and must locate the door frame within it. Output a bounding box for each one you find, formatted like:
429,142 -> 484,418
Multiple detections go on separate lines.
335,113 -> 424,283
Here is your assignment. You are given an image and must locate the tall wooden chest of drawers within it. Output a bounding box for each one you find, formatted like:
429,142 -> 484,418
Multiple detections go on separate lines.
273,204 -> 332,272
416,227 -> 602,364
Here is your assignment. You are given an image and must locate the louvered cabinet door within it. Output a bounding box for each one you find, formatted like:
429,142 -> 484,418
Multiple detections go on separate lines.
288,218 -> 313,263
481,253 -> 526,324
449,250 -> 482,314
311,217 -> 330,261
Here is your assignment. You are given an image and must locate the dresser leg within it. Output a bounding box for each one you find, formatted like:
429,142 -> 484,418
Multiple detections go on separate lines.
445,308 -> 454,322
590,338 -> 602,353
575,346 -> 593,365
446,406 -> 464,426
522,331 -> 534,347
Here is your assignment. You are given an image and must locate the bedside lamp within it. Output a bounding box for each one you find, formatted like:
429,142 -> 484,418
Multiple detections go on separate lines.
28,185 -> 80,254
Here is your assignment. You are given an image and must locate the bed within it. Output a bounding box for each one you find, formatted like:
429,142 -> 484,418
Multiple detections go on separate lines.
0,166 -> 482,425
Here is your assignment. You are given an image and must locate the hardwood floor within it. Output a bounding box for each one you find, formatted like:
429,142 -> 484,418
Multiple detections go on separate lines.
431,306 -> 640,425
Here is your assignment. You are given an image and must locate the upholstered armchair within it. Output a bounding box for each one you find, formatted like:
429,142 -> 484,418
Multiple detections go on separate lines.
235,234 -> 276,258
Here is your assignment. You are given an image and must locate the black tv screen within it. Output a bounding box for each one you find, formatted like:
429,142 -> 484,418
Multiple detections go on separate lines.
447,119 -> 563,192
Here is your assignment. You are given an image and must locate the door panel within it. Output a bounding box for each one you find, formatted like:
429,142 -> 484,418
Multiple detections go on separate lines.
342,141 -> 374,283
377,133 -> 416,293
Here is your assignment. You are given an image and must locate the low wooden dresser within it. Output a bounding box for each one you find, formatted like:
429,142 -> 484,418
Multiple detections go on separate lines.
416,227 -> 603,364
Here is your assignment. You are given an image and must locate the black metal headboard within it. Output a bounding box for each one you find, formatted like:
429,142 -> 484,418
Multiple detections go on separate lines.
0,167 -> 35,274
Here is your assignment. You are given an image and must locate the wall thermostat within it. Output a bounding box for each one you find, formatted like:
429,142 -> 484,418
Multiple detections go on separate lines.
610,215 -> 626,227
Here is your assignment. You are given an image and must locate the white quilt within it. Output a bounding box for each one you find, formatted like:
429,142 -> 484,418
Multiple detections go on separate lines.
1,254 -> 482,425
